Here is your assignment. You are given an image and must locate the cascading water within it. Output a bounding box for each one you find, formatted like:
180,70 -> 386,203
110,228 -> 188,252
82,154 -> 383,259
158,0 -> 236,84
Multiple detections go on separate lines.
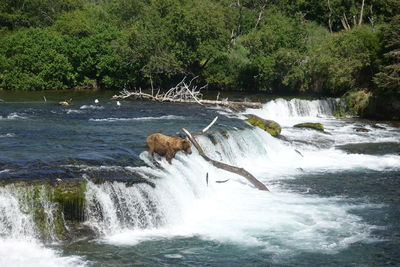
0,186 -> 36,240
85,181 -> 163,235
81,125 -> 399,257
0,185 -> 85,267
244,98 -> 341,126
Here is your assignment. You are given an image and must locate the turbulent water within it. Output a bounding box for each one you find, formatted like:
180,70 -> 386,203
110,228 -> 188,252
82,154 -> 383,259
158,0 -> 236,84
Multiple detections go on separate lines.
0,95 -> 399,266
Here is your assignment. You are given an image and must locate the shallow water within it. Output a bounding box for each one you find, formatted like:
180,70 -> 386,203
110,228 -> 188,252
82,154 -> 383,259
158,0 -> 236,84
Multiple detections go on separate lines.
0,94 -> 399,266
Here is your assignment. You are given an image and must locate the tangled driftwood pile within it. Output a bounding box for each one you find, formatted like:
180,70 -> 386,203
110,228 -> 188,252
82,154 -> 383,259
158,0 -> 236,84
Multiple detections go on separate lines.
112,77 -> 262,109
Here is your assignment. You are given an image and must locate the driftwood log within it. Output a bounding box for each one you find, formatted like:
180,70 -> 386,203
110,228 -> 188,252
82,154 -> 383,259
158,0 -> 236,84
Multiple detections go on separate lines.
181,117 -> 269,191
112,77 -> 262,109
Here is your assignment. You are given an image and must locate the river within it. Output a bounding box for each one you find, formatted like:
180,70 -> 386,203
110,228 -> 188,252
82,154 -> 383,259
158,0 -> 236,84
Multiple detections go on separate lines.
0,93 -> 399,266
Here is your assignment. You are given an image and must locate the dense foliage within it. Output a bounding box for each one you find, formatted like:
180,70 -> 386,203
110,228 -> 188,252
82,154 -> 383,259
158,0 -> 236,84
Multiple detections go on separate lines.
0,0 -> 399,107
367,15 -> 400,120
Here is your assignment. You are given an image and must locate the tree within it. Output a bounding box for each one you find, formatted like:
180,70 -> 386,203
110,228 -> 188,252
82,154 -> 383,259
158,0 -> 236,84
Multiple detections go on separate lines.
374,15 -> 400,95
307,26 -> 380,95
239,11 -> 309,92
0,28 -> 75,91
0,0 -> 84,29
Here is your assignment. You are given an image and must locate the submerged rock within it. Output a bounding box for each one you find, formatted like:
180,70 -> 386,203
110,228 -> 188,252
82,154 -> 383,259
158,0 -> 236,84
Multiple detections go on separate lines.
245,114 -> 281,137
336,142 -> 400,155
354,127 -> 370,132
206,133 -> 218,145
219,129 -> 230,139
293,122 -> 324,132
371,124 -> 386,130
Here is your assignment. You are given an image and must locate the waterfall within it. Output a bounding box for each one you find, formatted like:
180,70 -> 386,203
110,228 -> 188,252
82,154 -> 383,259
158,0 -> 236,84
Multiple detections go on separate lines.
85,181 -> 163,235
0,185 -> 85,267
265,98 -> 339,117
244,98 -> 340,126
0,186 -> 36,240
81,125 -> 397,253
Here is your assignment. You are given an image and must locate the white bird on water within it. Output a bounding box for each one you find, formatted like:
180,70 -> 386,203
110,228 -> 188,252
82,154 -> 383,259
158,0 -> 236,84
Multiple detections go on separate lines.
94,99 -> 99,104
117,101 -> 121,107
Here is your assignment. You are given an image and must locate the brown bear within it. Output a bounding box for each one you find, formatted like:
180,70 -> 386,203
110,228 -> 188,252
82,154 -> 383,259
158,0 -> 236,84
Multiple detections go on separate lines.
146,133 -> 192,164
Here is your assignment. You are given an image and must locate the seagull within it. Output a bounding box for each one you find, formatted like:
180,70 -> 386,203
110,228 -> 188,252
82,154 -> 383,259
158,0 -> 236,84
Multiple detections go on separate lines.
94,99 -> 99,104
117,101 -> 121,107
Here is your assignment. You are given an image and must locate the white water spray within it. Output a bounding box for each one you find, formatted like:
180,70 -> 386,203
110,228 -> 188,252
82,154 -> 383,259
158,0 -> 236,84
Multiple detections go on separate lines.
84,123 -> 399,255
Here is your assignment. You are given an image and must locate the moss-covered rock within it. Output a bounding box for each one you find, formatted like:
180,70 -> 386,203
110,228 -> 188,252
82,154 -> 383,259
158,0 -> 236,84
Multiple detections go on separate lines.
245,114 -> 281,137
53,180 -> 86,222
335,90 -> 372,118
293,122 -> 325,132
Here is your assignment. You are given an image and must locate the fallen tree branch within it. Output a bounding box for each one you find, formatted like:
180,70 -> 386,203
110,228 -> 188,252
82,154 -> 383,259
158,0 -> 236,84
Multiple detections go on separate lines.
112,77 -> 262,109
202,116 -> 218,133
181,127 -> 269,191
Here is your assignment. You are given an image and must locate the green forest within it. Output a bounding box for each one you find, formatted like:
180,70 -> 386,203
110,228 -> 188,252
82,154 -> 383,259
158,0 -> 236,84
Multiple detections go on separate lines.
0,0 -> 399,118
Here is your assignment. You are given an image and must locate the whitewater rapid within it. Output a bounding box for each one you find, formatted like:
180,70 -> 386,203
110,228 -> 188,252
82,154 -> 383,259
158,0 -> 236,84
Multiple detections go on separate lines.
82,98 -> 400,259
1,97 -> 400,265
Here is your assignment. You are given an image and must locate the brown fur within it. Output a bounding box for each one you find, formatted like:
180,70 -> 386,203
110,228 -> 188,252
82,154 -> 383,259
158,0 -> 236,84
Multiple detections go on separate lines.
146,133 -> 192,164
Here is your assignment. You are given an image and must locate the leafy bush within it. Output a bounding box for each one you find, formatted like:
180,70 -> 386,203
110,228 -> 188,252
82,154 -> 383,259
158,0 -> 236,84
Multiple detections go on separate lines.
0,28 -> 75,91
308,26 -> 380,95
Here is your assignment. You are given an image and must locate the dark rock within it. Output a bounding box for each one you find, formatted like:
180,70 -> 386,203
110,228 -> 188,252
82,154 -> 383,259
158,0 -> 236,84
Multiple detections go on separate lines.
371,124 -> 386,130
354,127 -> 370,132
293,122 -> 324,132
206,133 -> 218,145
336,142 -> 400,155
219,129 -> 229,139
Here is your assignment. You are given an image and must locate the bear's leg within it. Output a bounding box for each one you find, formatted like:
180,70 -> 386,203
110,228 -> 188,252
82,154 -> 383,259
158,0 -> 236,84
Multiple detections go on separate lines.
166,149 -> 176,164
148,146 -> 155,156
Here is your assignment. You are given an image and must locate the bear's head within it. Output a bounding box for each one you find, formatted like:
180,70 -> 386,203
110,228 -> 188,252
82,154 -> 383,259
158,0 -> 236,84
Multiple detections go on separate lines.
182,139 -> 192,154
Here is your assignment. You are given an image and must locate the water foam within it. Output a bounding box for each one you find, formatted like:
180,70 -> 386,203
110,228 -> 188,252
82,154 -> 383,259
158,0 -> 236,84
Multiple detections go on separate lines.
79,105 -> 104,110
65,109 -> 84,114
94,157 -> 377,256
0,113 -> 28,120
89,115 -> 185,122
0,133 -> 16,138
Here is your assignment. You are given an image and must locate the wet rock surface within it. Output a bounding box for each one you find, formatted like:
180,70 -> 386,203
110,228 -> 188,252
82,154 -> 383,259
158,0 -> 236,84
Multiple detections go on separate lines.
245,114 -> 281,137
293,122 -> 325,132
336,142 -> 400,155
